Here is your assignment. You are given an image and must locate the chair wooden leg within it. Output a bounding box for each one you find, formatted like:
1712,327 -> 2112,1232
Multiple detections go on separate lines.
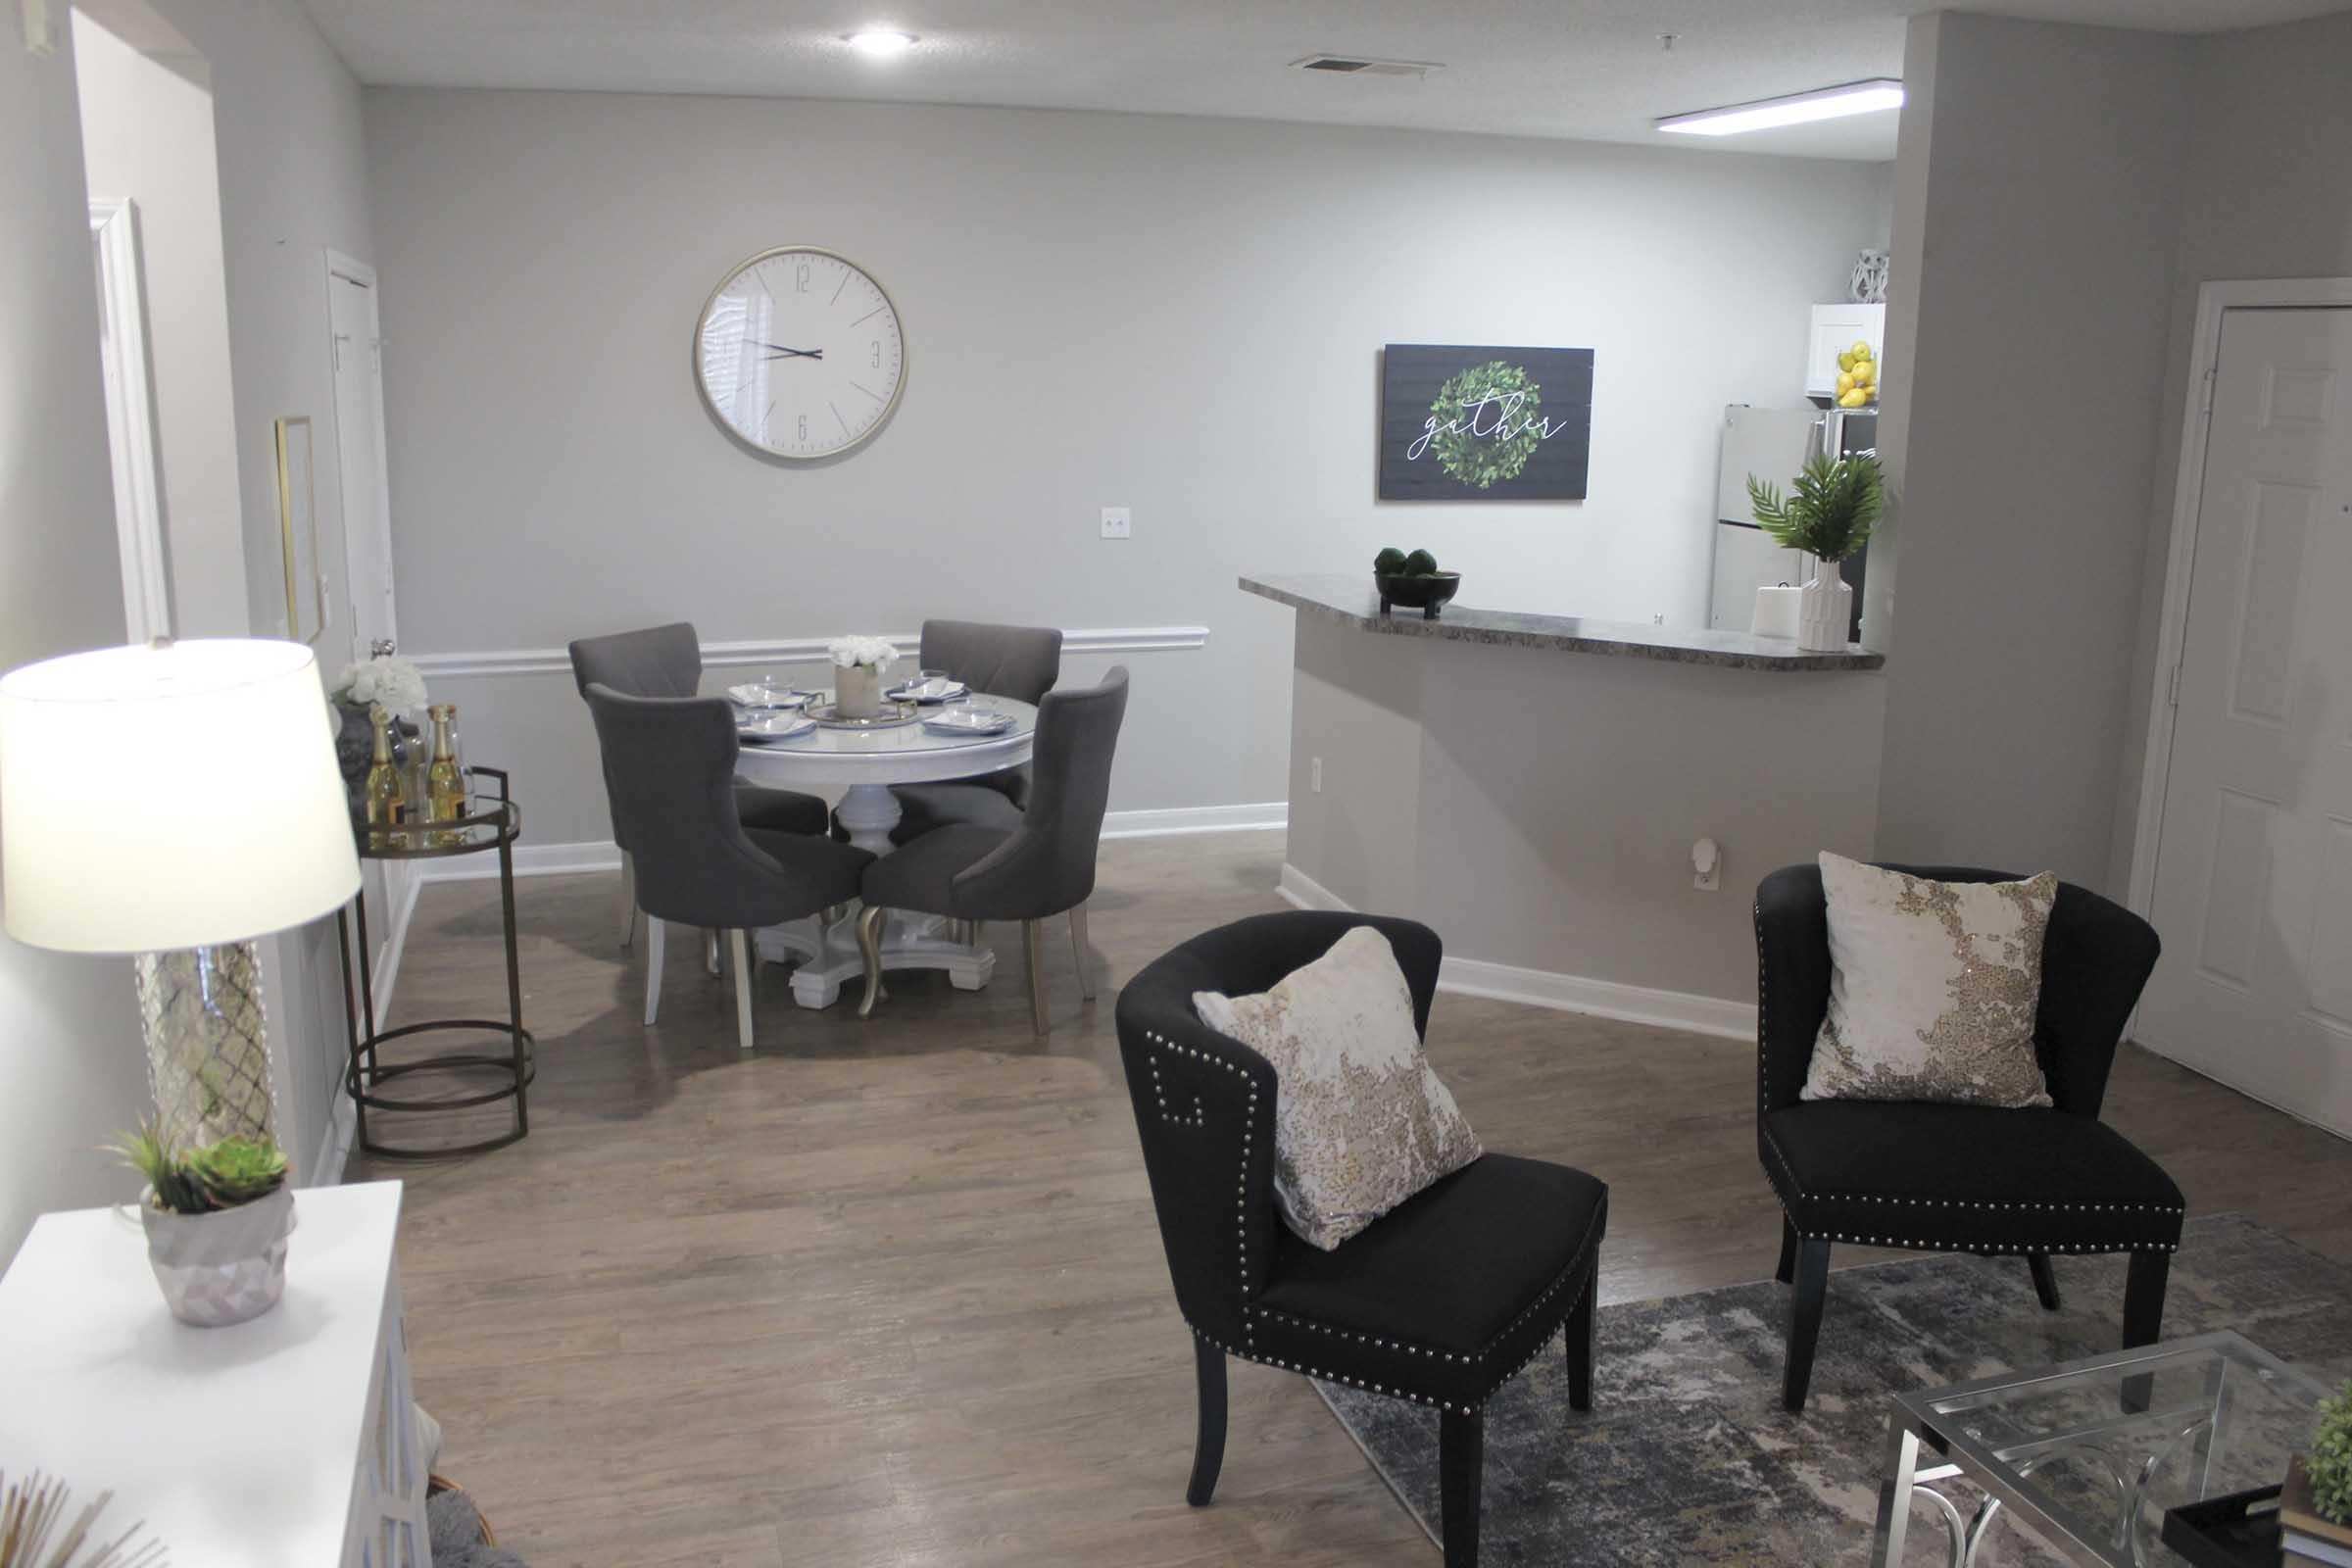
2122,1249 -> 2171,1414
856,905 -> 890,1018
1023,918 -> 1050,1036
616,852 -> 637,949
2027,1252 -> 2062,1311
1775,1214 -> 1799,1285
1783,1237 -> 1833,1411
1186,1338 -> 1226,1507
1068,904 -> 1096,1000
1439,1407 -> 1484,1568
642,916 -> 665,1024
729,930 -> 754,1052
706,927 -> 722,977
1566,1265 -> 1595,1412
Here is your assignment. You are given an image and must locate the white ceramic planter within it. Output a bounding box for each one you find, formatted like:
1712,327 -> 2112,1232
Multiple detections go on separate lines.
139,1185 -> 296,1327
1796,558 -> 1854,652
834,662 -> 886,719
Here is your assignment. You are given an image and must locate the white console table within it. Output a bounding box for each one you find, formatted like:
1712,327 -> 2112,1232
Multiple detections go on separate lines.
0,1181 -> 429,1567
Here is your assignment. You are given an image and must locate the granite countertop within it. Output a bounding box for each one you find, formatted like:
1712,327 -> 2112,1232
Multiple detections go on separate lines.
1239,573 -> 1886,672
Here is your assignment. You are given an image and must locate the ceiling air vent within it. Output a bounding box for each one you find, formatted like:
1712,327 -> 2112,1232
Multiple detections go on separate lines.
1290,55 -> 1441,78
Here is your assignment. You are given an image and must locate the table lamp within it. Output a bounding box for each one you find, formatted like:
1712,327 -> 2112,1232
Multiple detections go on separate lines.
0,639 -> 362,1154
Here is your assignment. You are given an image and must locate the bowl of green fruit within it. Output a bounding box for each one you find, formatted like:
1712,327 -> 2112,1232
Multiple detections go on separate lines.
1373,548 -> 1460,619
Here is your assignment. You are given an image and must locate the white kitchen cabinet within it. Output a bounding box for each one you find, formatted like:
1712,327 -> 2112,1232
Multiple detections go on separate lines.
1806,303 -> 1886,399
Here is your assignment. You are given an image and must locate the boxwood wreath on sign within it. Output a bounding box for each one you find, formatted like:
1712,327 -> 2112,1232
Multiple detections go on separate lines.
1429,361 -> 1543,490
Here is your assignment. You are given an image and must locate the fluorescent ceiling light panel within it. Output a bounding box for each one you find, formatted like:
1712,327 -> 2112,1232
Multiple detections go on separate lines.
1657,78 -> 1904,137
845,28 -> 917,58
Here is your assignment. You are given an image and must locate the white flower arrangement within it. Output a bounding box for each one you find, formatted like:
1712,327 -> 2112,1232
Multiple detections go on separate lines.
827,635 -> 898,674
329,655 -> 428,712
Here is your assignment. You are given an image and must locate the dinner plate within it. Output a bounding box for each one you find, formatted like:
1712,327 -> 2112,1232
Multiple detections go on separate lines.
887,678 -> 969,705
728,682 -> 811,710
920,707 -> 1012,737
738,712 -> 816,743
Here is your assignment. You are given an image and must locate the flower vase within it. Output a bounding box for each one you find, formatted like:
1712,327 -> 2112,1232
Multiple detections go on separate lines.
1796,558 -> 1853,652
836,662 -> 885,719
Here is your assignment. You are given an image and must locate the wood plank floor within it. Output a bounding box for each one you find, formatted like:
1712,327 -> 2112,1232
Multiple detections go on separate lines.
362,832 -> 2352,1567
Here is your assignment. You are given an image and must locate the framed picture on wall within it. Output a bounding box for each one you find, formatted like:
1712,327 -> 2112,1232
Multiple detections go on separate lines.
1378,344 -> 1594,501
273,416 -> 322,642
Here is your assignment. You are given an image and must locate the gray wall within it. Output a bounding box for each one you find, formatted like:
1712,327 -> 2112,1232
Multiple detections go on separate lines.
2107,9 -> 2352,888
361,87 -> 1891,849
0,22 -> 154,1262
1871,13 -> 2189,891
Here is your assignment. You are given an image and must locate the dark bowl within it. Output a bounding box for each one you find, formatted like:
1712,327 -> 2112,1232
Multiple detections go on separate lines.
1375,571 -> 1461,618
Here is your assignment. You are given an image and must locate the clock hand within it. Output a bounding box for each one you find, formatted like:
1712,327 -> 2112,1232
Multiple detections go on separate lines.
755,342 -> 824,360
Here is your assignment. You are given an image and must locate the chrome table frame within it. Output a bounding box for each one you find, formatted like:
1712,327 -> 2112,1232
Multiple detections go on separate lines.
1870,1330 -> 2326,1568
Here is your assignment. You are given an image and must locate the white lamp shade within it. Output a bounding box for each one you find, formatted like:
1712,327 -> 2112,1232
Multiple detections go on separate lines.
1,639 -> 363,953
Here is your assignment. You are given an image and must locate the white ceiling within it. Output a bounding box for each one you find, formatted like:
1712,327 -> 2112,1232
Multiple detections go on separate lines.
300,0 -> 2342,162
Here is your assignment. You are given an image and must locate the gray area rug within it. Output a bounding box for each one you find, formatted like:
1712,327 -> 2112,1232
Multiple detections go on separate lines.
1315,1214 -> 2352,1565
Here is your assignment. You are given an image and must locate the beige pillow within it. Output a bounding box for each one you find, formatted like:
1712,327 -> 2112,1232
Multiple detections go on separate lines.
1195,926 -> 1482,1250
1802,853 -> 2058,1108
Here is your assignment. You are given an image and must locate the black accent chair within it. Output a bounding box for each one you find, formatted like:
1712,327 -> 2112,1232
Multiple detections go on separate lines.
857,667 -> 1127,1034
583,684 -> 871,1052
887,619 -> 1063,845
568,621 -> 831,947
1756,862 -> 2180,1412
1116,911 -> 1609,1567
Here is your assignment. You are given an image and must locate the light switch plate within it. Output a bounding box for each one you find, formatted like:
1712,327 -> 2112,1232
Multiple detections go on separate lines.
1100,507 -> 1132,539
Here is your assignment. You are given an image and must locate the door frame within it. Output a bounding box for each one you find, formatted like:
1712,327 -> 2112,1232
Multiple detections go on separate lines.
322,246 -> 397,654
89,197 -> 172,641
2123,275 -> 2352,920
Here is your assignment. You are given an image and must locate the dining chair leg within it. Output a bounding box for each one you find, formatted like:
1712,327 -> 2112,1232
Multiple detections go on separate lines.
1186,1338 -> 1227,1507
729,929 -> 755,1052
1439,1407 -> 1484,1568
856,905 -> 890,1018
2027,1252 -> 2062,1311
642,916 -> 665,1025
705,927 -> 722,977
1023,919 -> 1050,1036
1068,904 -> 1096,1001
616,852 -> 637,950
1566,1262 -> 1595,1412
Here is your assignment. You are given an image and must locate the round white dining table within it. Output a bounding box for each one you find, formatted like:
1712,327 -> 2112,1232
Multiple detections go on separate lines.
730,694 -> 1038,1008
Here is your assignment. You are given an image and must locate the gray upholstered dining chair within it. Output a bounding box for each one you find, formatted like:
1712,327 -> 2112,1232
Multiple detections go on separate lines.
887,619 -> 1063,845
857,666 -> 1128,1034
569,622 -> 830,948
582,683 -> 872,1051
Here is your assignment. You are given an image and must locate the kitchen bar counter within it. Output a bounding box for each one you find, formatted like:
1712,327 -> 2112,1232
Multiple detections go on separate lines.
1240,573 -> 1884,672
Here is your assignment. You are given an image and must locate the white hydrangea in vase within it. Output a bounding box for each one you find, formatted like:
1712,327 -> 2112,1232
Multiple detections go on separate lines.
827,635 -> 898,719
326,655 -> 429,808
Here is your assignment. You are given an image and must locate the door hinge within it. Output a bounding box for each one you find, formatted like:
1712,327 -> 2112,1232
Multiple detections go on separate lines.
2167,662 -> 2183,707
2199,366 -> 2216,414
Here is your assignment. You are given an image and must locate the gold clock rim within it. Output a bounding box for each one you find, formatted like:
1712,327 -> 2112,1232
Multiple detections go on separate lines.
691,244 -> 907,462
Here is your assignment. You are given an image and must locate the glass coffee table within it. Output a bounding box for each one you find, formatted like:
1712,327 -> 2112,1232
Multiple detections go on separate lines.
1871,1331 -> 2328,1567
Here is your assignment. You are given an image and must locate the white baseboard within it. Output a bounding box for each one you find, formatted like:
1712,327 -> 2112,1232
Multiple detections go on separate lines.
1277,861 -> 1756,1041
309,1090 -> 358,1188
412,808 -> 1283,884
1101,802 -> 1287,839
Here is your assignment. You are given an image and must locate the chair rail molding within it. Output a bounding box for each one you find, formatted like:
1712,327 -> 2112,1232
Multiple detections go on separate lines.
410,624 -> 1211,680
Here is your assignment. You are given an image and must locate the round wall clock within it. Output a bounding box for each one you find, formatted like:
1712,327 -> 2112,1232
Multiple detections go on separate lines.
692,246 -> 906,460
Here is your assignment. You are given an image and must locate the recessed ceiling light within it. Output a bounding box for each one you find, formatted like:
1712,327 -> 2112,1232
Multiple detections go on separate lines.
845,28 -> 917,59
1657,78 -> 1904,137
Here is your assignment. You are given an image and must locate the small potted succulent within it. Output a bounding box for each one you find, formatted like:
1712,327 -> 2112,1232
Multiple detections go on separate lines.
109,1116 -> 296,1328
827,634 -> 899,719
1372,546 -> 1461,619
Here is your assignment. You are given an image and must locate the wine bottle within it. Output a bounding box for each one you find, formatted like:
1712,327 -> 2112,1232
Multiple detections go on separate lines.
363,703 -> 407,849
426,703 -> 465,838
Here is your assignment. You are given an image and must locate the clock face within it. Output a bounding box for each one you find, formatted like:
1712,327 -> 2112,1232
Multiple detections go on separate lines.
693,247 -> 906,460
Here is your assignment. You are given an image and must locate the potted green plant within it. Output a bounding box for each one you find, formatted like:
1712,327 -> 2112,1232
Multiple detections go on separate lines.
2288,1379 -> 2352,1544
1745,453 -> 1885,651
108,1116 -> 295,1328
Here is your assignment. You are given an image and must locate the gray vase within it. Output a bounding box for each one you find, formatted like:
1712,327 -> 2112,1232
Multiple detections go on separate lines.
139,1185 -> 297,1327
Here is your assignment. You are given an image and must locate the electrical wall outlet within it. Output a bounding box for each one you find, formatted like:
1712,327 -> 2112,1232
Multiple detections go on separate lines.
1100,506 -> 1132,539
1309,756 -> 1323,794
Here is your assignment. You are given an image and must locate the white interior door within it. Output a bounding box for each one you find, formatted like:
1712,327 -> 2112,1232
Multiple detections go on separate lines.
2141,305 -> 2352,1137
89,198 -> 172,641
326,254 -> 396,660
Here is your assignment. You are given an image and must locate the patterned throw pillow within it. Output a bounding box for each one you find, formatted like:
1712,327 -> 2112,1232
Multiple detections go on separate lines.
1801,853 -> 2059,1108
1195,926 -> 1482,1250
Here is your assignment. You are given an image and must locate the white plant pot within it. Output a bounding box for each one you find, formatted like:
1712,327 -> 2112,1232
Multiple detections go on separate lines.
834,662 -> 886,719
1796,558 -> 1854,652
139,1184 -> 296,1328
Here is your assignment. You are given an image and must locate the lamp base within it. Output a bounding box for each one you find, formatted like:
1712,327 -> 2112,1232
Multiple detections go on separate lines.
135,942 -> 277,1152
